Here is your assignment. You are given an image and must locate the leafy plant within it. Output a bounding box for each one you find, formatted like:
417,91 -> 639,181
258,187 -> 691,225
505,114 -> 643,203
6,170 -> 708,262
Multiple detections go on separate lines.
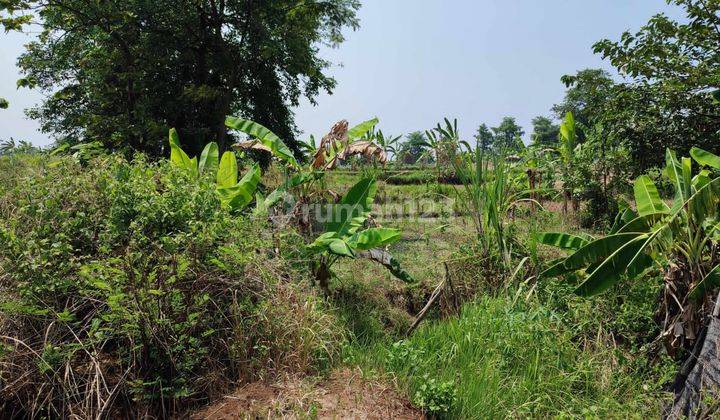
450,131 -> 535,269
225,116 -> 299,168
422,118 -> 459,174
558,111 -> 578,214
538,147 -> 720,353
311,118 -> 388,170
413,375 -> 457,417
168,128 -> 260,212
307,177 -> 413,293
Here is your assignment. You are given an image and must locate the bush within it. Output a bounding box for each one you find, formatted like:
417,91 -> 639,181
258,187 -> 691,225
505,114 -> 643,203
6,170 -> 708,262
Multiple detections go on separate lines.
0,154 -> 342,418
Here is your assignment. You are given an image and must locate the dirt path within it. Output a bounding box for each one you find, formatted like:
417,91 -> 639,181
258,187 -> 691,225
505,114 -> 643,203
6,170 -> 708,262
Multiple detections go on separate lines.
191,368 -> 421,419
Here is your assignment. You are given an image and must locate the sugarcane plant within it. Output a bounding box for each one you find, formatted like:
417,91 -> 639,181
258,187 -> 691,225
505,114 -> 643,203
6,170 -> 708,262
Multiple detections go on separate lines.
538,147 -> 720,354
452,135 -> 537,269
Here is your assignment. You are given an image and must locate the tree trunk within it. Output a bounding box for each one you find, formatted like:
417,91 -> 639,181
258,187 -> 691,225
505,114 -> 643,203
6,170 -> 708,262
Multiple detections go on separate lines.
666,291 -> 720,419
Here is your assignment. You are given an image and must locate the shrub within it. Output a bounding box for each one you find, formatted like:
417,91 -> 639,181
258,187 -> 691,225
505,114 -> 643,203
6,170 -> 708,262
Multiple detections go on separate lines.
0,154 -> 342,418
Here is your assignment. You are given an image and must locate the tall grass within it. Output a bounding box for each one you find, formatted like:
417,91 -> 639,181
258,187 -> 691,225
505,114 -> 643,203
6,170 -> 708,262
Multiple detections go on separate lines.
348,295 -> 669,418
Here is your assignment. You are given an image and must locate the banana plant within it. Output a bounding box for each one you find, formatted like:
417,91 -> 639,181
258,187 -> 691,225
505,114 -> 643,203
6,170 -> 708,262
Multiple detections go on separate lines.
538,147 -> 720,352
362,128 -> 401,161
558,112 -> 578,214
421,118 -> 459,162
225,116 -> 299,168
168,128 -> 260,212
307,177 -> 413,293
311,118 -> 387,170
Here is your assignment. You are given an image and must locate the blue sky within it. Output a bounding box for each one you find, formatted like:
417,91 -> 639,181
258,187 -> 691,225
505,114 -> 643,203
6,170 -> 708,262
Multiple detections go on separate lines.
0,0 -> 684,147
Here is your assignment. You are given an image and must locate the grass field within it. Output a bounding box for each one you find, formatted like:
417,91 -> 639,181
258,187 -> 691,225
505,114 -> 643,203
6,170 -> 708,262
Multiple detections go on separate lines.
322,170 -> 674,418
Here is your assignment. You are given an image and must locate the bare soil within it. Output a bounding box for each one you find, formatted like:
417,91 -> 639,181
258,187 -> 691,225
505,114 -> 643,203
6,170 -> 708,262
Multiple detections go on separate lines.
191,368 -> 422,419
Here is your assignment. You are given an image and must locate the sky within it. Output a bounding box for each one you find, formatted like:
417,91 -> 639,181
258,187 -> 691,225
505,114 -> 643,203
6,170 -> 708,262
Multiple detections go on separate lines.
0,0 -> 685,147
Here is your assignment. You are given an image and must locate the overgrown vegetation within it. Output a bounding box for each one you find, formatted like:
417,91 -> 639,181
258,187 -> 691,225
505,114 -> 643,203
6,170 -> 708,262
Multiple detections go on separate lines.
2,0 -> 720,418
0,155 -> 342,417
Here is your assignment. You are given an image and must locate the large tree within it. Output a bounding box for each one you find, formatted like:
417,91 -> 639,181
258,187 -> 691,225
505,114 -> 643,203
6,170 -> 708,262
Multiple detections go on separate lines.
473,123 -> 494,152
530,116 -> 559,146
1,0 -> 360,157
491,117 -> 524,152
591,0 -> 720,170
551,69 -> 615,140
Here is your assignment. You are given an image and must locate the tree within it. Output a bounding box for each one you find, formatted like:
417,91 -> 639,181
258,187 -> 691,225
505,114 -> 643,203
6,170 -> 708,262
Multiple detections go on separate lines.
590,0 -> 720,170
1,0 -> 360,158
473,123 -> 494,152
551,69 -> 615,140
491,117 -> 524,153
530,116 -> 559,146
398,131 -> 429,165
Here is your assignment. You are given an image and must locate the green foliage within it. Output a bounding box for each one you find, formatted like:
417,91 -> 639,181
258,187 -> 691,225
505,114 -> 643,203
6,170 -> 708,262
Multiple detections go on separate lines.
3,0 -> 360,156
452,136 -> 531,268
553,69 -> 615,137
347,117 -> 380,140
397,131 -> 430,165
412,376 -> 457,416
0,98 -> 8,109
168,128 -> 262,212
0,138 -> 38,156
377,297 -> 665,418
384,171 -> 436,185
530,116 -> 559,146
541,147 -> 720,299
491,116 -> 525,153
308,177 -> 413,291
473,123 -> 494,151
0,155 -> 342,418
225,116 -> 299,168
561,1 -> 720,171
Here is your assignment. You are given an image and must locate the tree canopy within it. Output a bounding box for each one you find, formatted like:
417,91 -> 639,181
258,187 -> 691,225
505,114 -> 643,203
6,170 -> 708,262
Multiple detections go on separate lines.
491,117 -> 525,152
554,0 -> 720,171
1,0 -> 360,157
530,116 -> 559,146
474,123 -> 494,151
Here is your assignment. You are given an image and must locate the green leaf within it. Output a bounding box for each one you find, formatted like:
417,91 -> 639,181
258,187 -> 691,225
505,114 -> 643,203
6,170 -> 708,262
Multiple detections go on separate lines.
536,232 -> 590,251
217,164 -> 261,211
575,236 -> 653,297
198,142 -> 219,175
691,147 -> 720,170
540,233 -> 646,278
254,192 -> 267,217
307,232 -> 338,253
633,175 -> 669,216
217,151 -> 238,188
169,128 -> 198,177
666,149 -> 690,207
329,239 -> 355,258
225,116 -> 299,167
692,170 -> 712,190
325,177 -> 377,236
559,112 -> 576,154
610,207 -> 637,234
347,228 -> 401,251
689,264 -> 720,301
347,117 -> 379,140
